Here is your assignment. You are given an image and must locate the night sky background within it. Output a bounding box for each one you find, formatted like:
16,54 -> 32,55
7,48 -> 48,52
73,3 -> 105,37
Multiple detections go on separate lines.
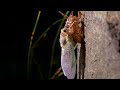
0,10 -> 71,80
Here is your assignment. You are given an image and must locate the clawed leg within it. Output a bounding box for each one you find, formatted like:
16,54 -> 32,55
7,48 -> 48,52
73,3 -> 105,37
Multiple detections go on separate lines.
74,43 -> 78,50
78,11 -> 86,27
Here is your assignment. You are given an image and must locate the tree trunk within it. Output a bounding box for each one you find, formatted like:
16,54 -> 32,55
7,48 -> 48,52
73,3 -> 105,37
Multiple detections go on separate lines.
83,11 -> 120,79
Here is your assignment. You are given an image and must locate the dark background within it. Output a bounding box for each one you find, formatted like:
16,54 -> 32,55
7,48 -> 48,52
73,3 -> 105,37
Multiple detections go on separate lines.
0,10 -> 69,80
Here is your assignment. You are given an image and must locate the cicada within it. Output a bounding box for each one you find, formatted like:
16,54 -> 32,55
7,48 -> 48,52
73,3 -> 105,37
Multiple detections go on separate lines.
60,29 -> 76,79
59,11 -> 84,79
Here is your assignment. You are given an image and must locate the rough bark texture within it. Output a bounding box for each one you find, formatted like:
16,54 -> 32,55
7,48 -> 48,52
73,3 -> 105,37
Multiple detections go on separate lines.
84,11 -> 120,79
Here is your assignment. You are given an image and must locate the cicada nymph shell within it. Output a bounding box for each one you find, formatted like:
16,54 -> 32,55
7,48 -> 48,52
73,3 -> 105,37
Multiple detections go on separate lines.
64,11 -> 84,43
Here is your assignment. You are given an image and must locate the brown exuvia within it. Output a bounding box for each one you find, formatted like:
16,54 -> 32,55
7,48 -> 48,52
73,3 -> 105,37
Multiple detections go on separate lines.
63,11 -> 84,43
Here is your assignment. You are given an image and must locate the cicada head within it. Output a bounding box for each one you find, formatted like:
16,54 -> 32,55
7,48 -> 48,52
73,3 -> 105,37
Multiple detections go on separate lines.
59,28 -> 68,47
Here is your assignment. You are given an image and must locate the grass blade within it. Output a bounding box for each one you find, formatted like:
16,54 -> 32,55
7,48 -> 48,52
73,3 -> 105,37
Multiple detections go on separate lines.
32,19 -> 62,48
27,11 -> 41,80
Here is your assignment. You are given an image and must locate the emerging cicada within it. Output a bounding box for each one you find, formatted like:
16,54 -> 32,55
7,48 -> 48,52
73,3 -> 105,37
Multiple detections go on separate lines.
59,11 -> 84,79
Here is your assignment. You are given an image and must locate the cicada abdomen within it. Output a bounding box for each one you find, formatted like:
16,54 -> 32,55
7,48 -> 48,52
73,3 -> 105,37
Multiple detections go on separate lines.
59,29 -> 76,79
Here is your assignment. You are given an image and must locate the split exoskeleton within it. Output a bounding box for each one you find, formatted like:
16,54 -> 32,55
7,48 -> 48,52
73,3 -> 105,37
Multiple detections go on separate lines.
60,11 -> 84,48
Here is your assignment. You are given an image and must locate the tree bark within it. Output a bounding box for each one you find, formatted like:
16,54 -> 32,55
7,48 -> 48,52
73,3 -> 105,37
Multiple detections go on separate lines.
84,11 -> 120,79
